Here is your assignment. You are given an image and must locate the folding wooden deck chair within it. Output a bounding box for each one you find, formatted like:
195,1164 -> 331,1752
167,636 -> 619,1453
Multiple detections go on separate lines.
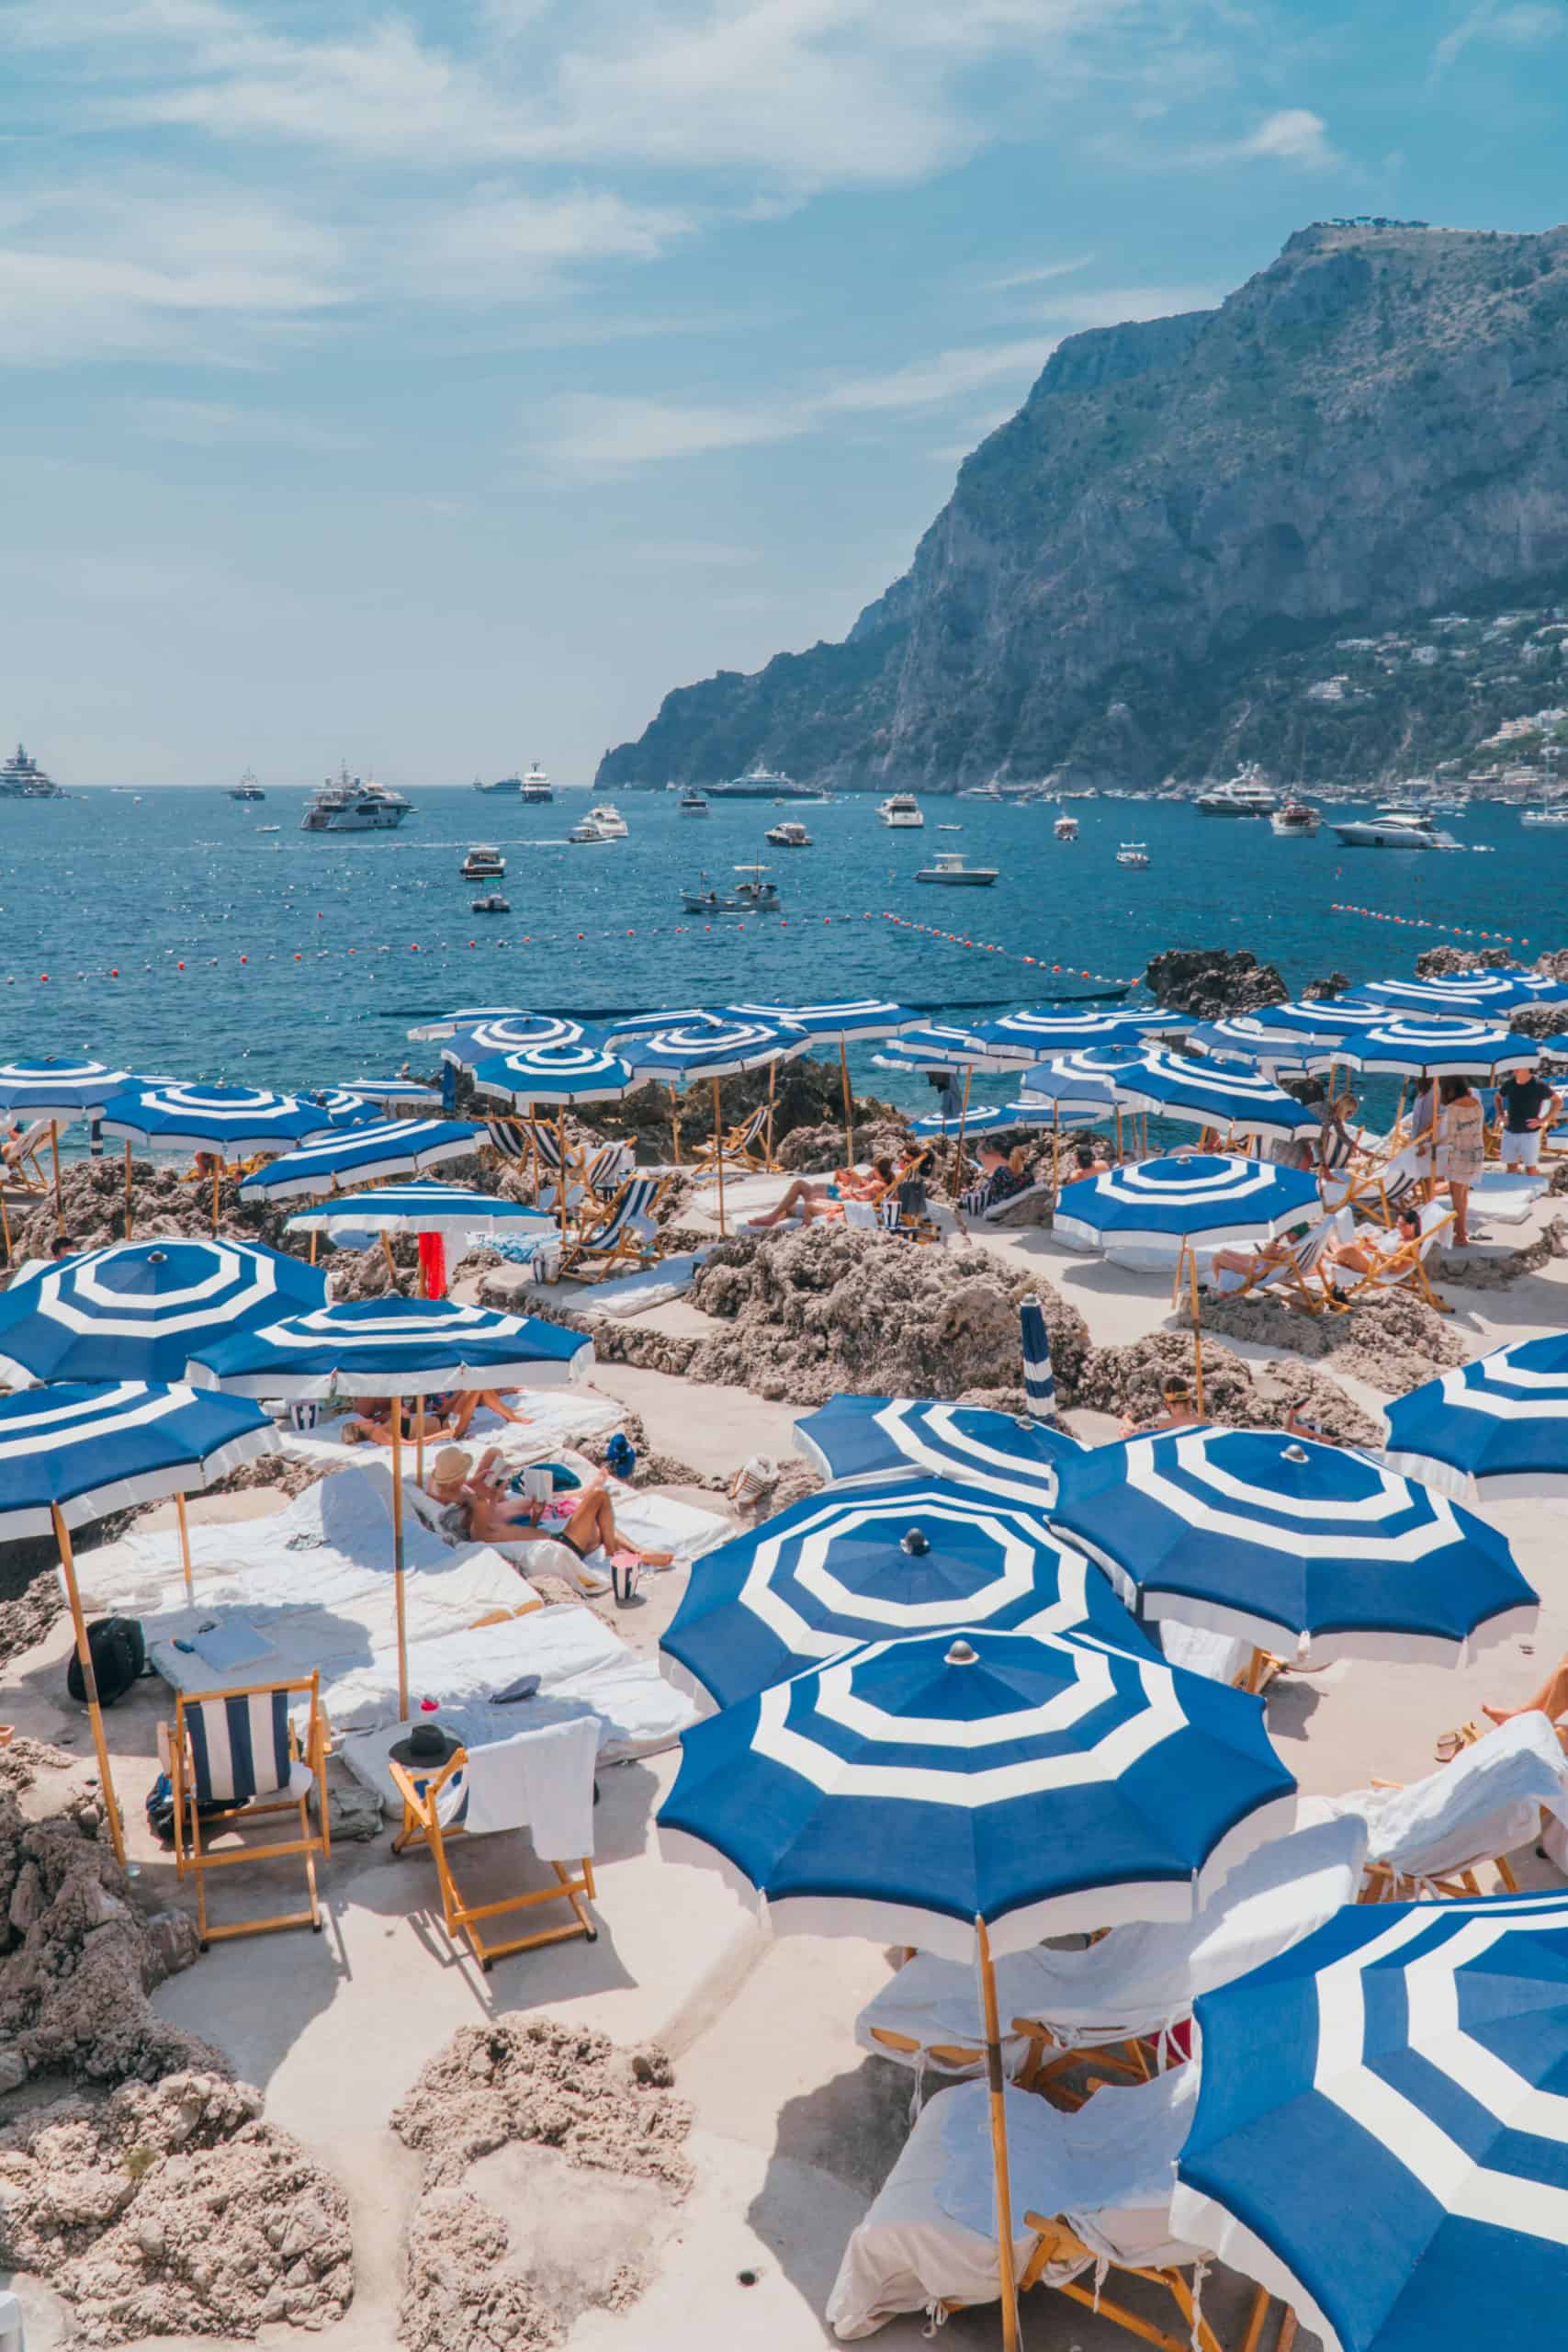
2,1119 -> 52,1195
389,1715 -> 599,1971
166,1673 -> 331,1947
558,1173 -> 667,1278
1339,1713 -> 1568,1902
1194,1214 -> 1342,1316
690,1099 -> 773,1176
1324,1201 -> 1454,1313
583,1138 -> 634,1199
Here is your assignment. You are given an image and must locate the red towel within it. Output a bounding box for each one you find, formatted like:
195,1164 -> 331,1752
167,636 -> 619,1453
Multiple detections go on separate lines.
418,1231 -> 447,1298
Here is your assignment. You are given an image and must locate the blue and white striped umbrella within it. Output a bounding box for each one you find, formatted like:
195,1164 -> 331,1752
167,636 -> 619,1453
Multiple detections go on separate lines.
1055,1155 -> 1322,1251
910,1102 -> 1061,1137
1243,997 -> 1391,1046
0,1057 -> 136,1118
1381,1334 -> 1568,1500
1019,1299 -> 1055,1420
343,1076 -> 445,1108
98,1084 -> 337,1159
237,1117 -> 482,1202
299,1087 -> 376,1127
659,1476 -> 1151,1711
620,1015 -> 808,1083
1051,1427 -> 1537,1666
729,998 -> 919,1043
0,1238 -> 327,1388
976,1008 -> 1183,1061
0,1379 -> 277,1538
794,1396 -> 1081,1508
658,1623 -> 1297,1957
1186,1019 -> 1315,1077
1171,1892 -> 1568,2352
186,1295 -> 592,1396
407,1006 -> 583,1046
1112,1045 -> 1317,1141
1361,969 -> 1568,1016
1329,1017 -> 1541,1079
284,1182 -> 555,1247
438,1012 -> 593,1070
872,1023 -> 1017,1076
1016,1043 -> 1163,1108
468,1041 -> 637,1107
598,1005 -> 720,1043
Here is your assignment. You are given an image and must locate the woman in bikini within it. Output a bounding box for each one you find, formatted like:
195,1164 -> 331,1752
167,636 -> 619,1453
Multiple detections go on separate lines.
423,1446 -> 673,1576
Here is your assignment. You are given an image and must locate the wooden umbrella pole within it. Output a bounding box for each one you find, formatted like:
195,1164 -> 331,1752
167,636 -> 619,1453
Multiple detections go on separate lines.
712,1076 -> 727,1237
379,1232 -> 399,1286
53,1506 -> 127,1866
976,1915 -> 1022,2352
0,1193 -> 10,1268
529,1108 -> 541,1206
310,1229 -> 319,1266
390,1404 -> 409,1721
210,1156 -> 220,1237
953,1066 -> 974,1195
415,1399 -> 425,1486
51,1119 -> 62,1238
1188,1243 -> 1206,1414
175,1490 -> 194,1601
557,1114 -> 570,1238
840,1039 -> 855,1168
123,1140 -> 134,1241
765,1058 -> 778,1170
1114,1104 -> 1123,1163
1051,1102 -> 1060,1193
670,1082 -> 682,1168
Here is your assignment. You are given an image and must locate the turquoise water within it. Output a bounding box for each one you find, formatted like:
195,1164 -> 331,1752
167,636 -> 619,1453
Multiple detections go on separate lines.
0,787 -> 1556,1106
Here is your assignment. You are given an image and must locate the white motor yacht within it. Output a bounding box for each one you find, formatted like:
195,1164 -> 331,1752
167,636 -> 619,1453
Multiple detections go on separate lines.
299,767 -> 412,831
229,768 -> 265,802
877,794 -> 924,828
1054,812 -> 1079,842
915,851 -> 997,886
765,819 -> 812,847
1270,799 -> 1322,837
1330,808 -> 1455,849
568,815 -> 611,843
1197,764 -> 1279,816
587,802 -> 628,838
1522,804 -> 1568,827
460,843 -> 506,880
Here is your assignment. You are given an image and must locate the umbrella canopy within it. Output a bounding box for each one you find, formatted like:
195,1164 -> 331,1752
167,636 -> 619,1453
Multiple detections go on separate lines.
343,1077 -> 445,1108
299,1087 -> 376,1127
1361,970 -> 1568,1016
1052,1427 -> 1537,1666
872,1023 -> 1018,1076
658,1623 -> 1297,1957
1242,997 -> 1390,1046
185,1295 -> 592,1396
406,1006 -> 584,1046
468,1042 -> 637,1107
0,1377 -> 277,1536
1328,1017 -> 1541,1079
438,1013 -> 594,1069
1185,1019 -> 1315,1077
599,1005 -> 721,1042
1170,1891 -> 1568,2352
620,1015 -> 808,1083
1013,1051 -> 1143,1117
97,1083 -> 337,1159
1054,1155 -> 1321,1252
236,1117 -> 482,1202
910,1102 -> 1061,1137
794,1395 -> 1080,1509
0,1238 -> 327,1388
1112,1045 -> 1317,1142
284,1182 -> 555,1247
0,1057 -> 136,1118
729,997 -> 919,1043
1381,1334 -> 1568,1500
976,1008 -> 1183,1061
660,1476 -> 1148,1710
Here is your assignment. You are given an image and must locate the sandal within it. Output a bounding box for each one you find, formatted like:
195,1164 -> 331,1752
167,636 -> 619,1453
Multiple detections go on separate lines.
1434,1723 -> 1483,1764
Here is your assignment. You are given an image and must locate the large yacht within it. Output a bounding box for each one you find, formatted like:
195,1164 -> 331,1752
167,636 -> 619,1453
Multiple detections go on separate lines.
586,802 -> 628,838
877,793 -> 925,828
680,789 -> 709,817
705,762 -> 818,800
1196,764 -> 1279,816
1329,808 -> 1456,849
520,763 -> 552,802
460,843 -> 506,880
229,768 -> 265,802
0,743 -> 62,798
299,766 -> 413,831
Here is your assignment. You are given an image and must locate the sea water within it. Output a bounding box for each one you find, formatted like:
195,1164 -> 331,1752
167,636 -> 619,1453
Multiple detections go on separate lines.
0,787 -> 1556,1106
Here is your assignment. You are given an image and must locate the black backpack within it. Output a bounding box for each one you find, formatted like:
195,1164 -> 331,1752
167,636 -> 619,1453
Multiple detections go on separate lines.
66,1616 -> 147,1708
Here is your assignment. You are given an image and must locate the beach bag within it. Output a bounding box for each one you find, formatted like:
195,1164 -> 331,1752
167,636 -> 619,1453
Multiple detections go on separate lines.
67,1615 -> 146,1708
897,1176 -> 930,1222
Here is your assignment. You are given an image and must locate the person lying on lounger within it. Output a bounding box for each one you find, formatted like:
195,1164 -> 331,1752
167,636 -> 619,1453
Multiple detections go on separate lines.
747,1158 -> 897,1229
1319,1205 -> 1422,1282
423,1445 -> 672,1580
340,1389 -> 529,1447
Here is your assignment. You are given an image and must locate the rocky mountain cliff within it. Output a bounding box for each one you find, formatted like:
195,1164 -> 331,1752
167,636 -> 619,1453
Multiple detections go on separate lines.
597,222 -> 1568,791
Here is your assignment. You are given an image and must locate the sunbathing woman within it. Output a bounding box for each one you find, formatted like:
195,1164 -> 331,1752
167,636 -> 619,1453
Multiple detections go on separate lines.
1319,1204 -> 1422,1283
748,1157 -> 897,1230
423,1446 -> 672,1577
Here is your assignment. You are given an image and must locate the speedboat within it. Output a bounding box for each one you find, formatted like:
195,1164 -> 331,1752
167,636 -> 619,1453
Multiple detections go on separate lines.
765,820 -> 812,847
1270,799 -> 1321,837
1116,842 -> 1150,868
1330,808 -> 1454,849
682,864 -> 780,913
680,790 -> 708,816
569,815 -> 611,843
460,843 -> 506,880
915,851 -> 996,885
1197,764 -> 1279,816
1054,812 -> 1078,842
299,767 -> 413,831
470,892 -> 511,914
587,802 -> 628,839
877,794 -> 924,828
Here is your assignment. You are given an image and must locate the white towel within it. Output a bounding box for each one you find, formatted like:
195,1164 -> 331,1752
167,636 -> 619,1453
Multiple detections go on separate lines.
462,1714 -> 599,1859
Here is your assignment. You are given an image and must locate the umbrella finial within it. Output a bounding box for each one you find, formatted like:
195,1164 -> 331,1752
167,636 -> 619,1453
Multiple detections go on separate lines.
944,1637 -> 978,1666
902,1527 -> 931,1556
147,1249 -> 168,1263
1281,1442 -> 1309,1464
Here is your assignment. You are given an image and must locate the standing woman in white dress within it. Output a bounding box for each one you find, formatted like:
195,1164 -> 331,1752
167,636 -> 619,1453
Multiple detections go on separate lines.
1435,1072 -> 1485,1246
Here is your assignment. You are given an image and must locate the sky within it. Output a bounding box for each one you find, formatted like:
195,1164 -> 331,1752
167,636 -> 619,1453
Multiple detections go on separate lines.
6,0 -> 1568,787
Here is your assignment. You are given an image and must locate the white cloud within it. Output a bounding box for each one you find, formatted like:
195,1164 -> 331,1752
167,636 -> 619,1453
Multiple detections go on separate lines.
127,397 -> 355,448
987,252 -> 1095,290
1430,1 -> 1565,74
816,339 -> 1056,414
530,392 -> 807,476
1035,281 -> 1219,325
406,186 -> 694,297
1230,108 -> 1341,168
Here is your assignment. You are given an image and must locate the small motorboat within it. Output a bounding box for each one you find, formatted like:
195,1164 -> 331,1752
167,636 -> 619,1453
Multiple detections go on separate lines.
460,842 -> 506,879
680,790 -> 708,816
765,820 -> 812,847
255,824 -> 281,834
1054,812 -> 1078,841
1270,799 -> 1321,837
470,892 -> 511,914
1116,842 -> 1150,868
915,851 -> 997,886
681,864 -> 780,913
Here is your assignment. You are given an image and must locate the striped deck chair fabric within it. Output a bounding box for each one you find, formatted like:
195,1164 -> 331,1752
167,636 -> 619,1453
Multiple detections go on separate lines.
170,1672 -> 329,1947
558,1174 -> 665,1275
483,1117 -> 532,1159
186,1686 -> 294,1804
1020,1300 -> 1055,1420
692,1099 -> 773,1175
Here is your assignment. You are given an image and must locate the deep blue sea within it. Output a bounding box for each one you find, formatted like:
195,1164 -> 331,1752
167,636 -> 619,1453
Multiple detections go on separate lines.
1,786 -> 1557,1121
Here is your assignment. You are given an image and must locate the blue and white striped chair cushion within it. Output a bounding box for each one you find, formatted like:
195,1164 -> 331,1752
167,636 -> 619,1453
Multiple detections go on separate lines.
186,1688 -> 294,1804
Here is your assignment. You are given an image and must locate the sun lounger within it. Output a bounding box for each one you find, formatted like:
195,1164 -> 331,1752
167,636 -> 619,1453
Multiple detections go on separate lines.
1325,1200 -> 1454,1311
557,1174 -> 668,1278
690,1099 -> 773,1176
166,1672 -> 330,1947
2,1120 -> 52,1194
389,1709 -> 600,1969
1321,1710 -> 1568,1898
1194,1211 -> 1346,1313
829,2066 -> 1273,2351
1470,1166 -> 1548,1223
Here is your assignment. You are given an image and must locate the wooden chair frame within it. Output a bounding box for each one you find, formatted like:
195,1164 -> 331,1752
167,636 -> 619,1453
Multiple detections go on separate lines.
1324,1205 -> 1454,1314
168,1672 -> 331,1948
557,1174 -> 669,1279
3,1120 -> 52,1195
935,2211 -> 1293,2352
1353,1770 -> 1524,1904
389,1746 -> 598,1971
690,1100 -> 773,1176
